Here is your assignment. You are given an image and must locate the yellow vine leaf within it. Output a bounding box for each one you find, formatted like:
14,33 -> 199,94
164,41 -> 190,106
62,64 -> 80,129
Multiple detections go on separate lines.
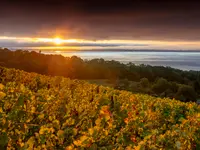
0,107 -> 3,113
26,137 -> 35,150
0,91 -> 6,99
38,114 -> 45,119
57,130 -> 64,137
0,83 -> 5,90
95,118 -> 101,126
31,107 -> 36,113
65,145 -> 74,150
88,128 -> 94,136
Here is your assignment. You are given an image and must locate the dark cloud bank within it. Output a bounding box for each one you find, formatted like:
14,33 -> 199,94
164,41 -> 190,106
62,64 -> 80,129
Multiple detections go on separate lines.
1,0 -> 200,41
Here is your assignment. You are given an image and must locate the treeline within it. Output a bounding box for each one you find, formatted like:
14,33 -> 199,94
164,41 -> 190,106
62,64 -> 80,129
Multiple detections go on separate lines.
115,78 -> 197,103
0,48 -> 200,102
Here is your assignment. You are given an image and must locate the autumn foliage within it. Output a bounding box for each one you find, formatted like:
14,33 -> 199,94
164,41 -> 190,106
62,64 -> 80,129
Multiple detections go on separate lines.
0,66 -> 199,149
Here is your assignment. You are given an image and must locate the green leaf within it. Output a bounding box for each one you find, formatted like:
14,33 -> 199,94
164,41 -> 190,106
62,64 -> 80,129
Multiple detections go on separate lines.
196,143 -> 200,150
99,98 -> 110,106
176,141 -> 181,149
89,143 -> 97,150
18,95 -> 24,106
0,132 -> 8,147
40,135 -> 46,144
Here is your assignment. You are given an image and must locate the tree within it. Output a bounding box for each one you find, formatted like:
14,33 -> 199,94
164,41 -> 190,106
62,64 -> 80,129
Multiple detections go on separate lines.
139,78 -> 149,88
175,85 -> 197,102
152,78 -> 170,94
115,79 -> 130,90
165,89 -> 175,99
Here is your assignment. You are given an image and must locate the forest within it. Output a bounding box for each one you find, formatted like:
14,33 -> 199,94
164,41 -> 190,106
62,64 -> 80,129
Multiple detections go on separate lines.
0,48 -> 200,102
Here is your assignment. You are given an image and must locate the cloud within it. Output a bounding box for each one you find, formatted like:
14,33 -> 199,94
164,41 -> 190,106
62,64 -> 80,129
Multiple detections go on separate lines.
1,1 -> 200,41
1,36 -> 200,50
0,38 -> 148,48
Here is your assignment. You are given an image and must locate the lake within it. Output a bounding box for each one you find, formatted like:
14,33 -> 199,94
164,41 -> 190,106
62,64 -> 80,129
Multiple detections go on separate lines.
8,47 -> 200,71
39,50 -> 200,71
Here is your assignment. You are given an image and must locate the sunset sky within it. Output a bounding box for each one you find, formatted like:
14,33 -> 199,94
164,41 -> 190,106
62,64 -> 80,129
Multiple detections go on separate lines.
1,0 -> 200,50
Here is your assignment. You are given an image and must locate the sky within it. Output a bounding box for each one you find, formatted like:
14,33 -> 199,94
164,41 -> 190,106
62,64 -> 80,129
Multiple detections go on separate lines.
1,0 -> 200,50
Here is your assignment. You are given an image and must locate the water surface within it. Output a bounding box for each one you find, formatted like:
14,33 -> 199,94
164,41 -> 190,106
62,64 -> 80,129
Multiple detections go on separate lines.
8,47 -> 200,71
41,51 -> 200,71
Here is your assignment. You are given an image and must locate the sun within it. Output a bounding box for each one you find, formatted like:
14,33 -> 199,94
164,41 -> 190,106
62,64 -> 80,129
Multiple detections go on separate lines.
54,38 -> 63,45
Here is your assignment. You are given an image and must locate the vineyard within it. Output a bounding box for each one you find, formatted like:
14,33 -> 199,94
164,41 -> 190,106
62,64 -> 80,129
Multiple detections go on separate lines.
0,66 -> 199,150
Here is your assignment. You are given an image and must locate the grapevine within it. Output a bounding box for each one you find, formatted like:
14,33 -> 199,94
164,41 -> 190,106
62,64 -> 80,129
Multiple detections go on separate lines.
0,66 -> 199,150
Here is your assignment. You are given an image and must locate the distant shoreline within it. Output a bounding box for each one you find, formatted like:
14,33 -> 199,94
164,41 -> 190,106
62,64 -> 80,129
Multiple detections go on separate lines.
5,47 -> 200,53
2,47 -> 200,71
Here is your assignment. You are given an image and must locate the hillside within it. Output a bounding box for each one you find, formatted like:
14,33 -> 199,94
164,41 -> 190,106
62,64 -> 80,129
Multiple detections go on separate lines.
0,66 -> 199,149
1,48 -> 200,102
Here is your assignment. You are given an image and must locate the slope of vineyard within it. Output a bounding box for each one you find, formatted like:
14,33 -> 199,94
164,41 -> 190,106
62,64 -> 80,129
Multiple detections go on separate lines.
0,66 -> 199,150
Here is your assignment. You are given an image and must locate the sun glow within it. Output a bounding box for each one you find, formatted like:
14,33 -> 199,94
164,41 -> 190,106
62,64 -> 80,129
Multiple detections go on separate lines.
53,38 -> 63,45
2,36 -> 200,50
